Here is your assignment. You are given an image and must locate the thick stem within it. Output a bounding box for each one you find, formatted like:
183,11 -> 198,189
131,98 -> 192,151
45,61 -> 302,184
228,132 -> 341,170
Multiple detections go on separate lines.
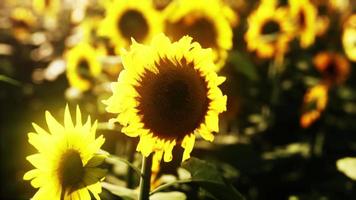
138,154 -> 153,200
126,140 -> 137,188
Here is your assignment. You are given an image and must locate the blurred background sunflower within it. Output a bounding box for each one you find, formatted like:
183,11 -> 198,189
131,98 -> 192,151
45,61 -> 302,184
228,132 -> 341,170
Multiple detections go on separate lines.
163,0 -> 234,69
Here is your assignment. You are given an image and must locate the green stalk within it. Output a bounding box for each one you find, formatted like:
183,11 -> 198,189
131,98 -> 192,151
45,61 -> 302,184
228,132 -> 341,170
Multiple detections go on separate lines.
138,154 -> 153,200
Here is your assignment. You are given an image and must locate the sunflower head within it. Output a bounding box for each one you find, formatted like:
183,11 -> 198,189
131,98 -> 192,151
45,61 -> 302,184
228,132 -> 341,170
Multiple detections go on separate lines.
104,34 -> 227,163
288,0 -> 318,48
313,52 -> 350,86
99,0 -> 163,54
342,14 -> 356,62
245,1 -> 294,58
300,84 -> 328,128
23,105 -> 107,200
66,42 -> 103,91
163,0 -> 233,70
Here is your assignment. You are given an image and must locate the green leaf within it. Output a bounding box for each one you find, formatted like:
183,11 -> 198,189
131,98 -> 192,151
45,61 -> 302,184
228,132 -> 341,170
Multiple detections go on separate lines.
150,179 -> 192,195
181,157 -> 245,200
101,150 -> 143,178
150,158 -> 244,199
228,51 -> 259,81
0,75 -> 21,86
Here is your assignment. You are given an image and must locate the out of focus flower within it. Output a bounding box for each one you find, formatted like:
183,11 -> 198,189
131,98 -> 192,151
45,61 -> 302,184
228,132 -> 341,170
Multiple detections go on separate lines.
163,0 -> 233,70
221,0 -> 246,16
245,1 -> 293,59
300,84 -> 328,128
32,0 -> 60,17
288,0 -> 318,48
104,34 -> 227,163
342,14 -> 356,62
219,0 -> 240,27
10,8 -> 37,41
65,42 -> 103,91
77,17 -> 105,45
99,0 -> 162,54
337,157 -> 356,180
329,0 -> 350,12
313,52 -> 350,85
68,0 -> 91,24
313,0 -> 331,36
23,106 -> 106,200
315,16 -> 330,36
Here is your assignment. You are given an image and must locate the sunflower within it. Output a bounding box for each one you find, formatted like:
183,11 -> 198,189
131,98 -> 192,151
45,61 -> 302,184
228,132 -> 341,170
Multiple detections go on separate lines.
78,17 -> 104,43
163,0 -> 233,70
23,106 -> 107,200
342,14 -> 356,62
99,0 -> 162,54
10,7 -> 37,41
245,1 -> 294,59
32,0 -> 60,17
288,0 -> 318,48
73,18 -> 123,78
104,34 -> 227,163
66,42 -> 103,91
313,52 -> 350,86
300,84 -> 328,128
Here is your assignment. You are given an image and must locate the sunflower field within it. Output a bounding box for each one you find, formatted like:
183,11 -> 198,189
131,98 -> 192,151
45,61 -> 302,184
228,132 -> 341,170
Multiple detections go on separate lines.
1,0 -> 356,199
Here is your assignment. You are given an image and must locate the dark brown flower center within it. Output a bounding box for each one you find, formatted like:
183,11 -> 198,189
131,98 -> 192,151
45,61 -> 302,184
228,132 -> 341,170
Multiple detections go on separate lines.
77,59 -> 93,80
135,57 -> 210,141
278,0 -> 289,7
153,0 -> 172,10
324,60 -> 338,78
165,16 -> 217,49
261,20 -> 281,35
58,149 -> 84,187
298,10 -> 306,30
45,0 -> 50,7
304,99 -> 318,112
118,9 -> 149,43
322,58 -> 345,84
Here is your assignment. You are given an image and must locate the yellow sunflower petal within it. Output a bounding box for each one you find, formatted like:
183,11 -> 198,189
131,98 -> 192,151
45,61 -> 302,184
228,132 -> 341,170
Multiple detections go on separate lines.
23,169 -> 39,180
137,134 -> 155,157
197,124 -> 215,142
64,105 -> 74,129
78,187 -> 91,200
45,111 -> 64,135
181,134 -> 196,162
163,140 -> 176,162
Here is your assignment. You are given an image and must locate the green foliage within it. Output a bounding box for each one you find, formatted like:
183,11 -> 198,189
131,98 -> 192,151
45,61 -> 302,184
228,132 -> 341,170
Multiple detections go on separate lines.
181,157 -> 244,200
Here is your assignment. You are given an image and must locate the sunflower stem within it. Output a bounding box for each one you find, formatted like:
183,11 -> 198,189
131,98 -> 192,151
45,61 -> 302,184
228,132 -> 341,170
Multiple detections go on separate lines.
138,154 -> 153,200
